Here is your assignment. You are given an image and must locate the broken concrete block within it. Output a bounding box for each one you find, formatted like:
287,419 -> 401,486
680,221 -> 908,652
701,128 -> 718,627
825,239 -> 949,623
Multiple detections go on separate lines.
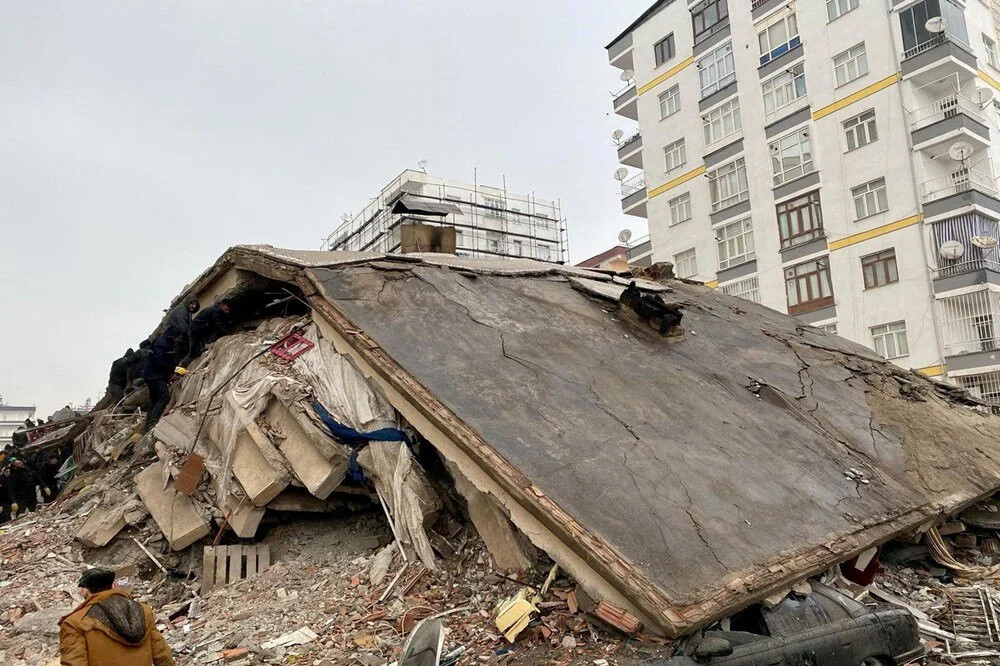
14,607 -> 71,635
266,488 -> 341,512
448,463 -> 534,572
136,461 -> 212,551
232,421 -> 289,506
369,543 -> 396,586
264,398 -> 347,500
222,494 -> 265,538
75,491 -> 128,548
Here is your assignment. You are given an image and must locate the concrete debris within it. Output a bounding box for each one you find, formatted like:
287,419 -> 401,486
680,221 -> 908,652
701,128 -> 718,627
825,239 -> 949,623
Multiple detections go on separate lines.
13,607 -> 70,636
135,461 -> 212,551
259,626 -> 317,649
369,542 -> 396,587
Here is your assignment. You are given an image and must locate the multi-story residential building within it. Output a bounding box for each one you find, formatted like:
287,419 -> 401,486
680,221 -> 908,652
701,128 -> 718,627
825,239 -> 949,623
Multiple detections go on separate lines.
0,403 -> 35,449
323,169 -> 567,263
607,0 -> 1000,403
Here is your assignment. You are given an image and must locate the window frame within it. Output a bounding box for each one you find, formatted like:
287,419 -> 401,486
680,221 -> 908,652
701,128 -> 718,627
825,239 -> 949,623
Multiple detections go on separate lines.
851,177 -> 889,220
762,61 -> 807,121
692,0 -> 729,45
757,11 -> 800,66
669,192 -> 693,226
721,275 -> 761,303
871,321 -> 909,359
654,33 -> 676,68
833,42 -> 869,87
985,33 -> 999,69
663,138 -> 687,172
674,247 -> 698,279
769,128 -> 814,186
708,157 -> 749,212
716,216 -> 755,270
843,109 -> 878,151
861,249 -> 899,289
785,257 -> 835,315
827,0 -> 859,22
776,189 -> 824,249
702,98 -> 742,149
659,84 -> 681,119
698,42 -> 736,98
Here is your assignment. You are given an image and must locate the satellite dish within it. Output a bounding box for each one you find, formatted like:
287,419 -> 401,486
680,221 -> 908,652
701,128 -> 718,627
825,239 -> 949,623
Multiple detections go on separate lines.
618,228 -> 633,244
612,129 -> 624,142
925,16 -> 948,33
614,168 -> 629,181
939,239 -> 966,260
971,235 -> 999,249
948,141 -> 975,162
976,87 -> 995,107
621,69 -> 635,82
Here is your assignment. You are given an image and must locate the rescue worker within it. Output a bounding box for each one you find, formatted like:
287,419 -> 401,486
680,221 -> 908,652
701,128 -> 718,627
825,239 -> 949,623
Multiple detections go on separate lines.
180,298 -> 233,367
126,339 -> 152,389
41,453 -> 62,494
142,328 -> 181,433
103,349 -> 134,407
58,567 -> 175,666
8,459 -> 41,516
0,466 -> 11,524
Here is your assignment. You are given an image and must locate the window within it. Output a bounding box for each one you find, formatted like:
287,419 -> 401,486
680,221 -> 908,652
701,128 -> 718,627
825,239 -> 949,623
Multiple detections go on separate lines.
900,0 -> 969,58
861,249 -> 898,289
843,109 -> 877,151
483,195 -> 505,218
785,257 -> 834,315
833,43 -> 868,87
512,239 -> 523,256
716,217 -> 755,269
708,157 -> 749,212
698,42 -> 736,98
674,248 -> 698,278
762,62 -> 807,120
721,275 -> 760,303
487,237 -> 500,253
985,34 -> 999,68
871,321 -> 909,359
664,138 -> 687,172
758,11 -> 800,66
654,33 -> 676,67
769,129 -> 814,186
692,0 -> 729,44
777,190 -> 824,249
703,98 -> 742,148
536,244 -> 552,261
852,178 -> 888,219
827,0 -> 859,21
819,322 -> 839,335
455,229 -> 464,247
659,84 -> 681,119
669,192 -> 692,225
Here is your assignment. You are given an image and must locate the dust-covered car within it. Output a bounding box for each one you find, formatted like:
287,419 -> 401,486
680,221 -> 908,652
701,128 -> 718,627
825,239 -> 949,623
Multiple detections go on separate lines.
641,583 -> 922,666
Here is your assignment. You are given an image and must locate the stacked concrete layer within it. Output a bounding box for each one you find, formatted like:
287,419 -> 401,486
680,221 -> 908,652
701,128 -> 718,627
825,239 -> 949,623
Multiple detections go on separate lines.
154,245 -> 1000,636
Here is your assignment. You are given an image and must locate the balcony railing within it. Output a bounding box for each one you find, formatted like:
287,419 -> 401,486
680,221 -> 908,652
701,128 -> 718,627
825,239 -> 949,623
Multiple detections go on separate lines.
910,93 -> 986,131
934,257 -> 1000,279
922,168 -> 999,203
956,371 -> 1000,406
903,32 -> 972,60
939,289 -> 1000,356
619,131 -> 642,150
621,173 -> 645,198
612,82 -> 636,106
751,0 -> 770,8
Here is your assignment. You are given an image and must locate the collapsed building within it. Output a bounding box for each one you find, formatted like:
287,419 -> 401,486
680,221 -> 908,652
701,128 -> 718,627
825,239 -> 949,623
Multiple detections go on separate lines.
13,244 -> 1000,651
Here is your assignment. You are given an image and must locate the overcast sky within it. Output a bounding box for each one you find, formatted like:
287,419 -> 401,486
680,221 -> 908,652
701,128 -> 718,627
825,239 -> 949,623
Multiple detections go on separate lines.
1,0 -> 651,417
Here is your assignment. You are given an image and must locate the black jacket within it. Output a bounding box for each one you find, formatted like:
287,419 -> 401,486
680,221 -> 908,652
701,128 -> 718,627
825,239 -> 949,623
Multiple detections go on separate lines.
108,352 -> 133,389
189,304 -> 233,344
127,349 -> 151,385
165,302 -> 195,336
142,333 -> 178,381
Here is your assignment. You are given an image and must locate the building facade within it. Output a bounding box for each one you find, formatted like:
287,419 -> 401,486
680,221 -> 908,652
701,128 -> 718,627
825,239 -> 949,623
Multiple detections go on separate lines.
323,170 -> 567,263
0,403 -> 35,449
607,0 -> 1000,402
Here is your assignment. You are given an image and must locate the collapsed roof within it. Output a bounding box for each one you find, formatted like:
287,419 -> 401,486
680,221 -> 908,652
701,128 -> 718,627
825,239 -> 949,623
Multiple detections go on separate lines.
159,244 -> 1000,637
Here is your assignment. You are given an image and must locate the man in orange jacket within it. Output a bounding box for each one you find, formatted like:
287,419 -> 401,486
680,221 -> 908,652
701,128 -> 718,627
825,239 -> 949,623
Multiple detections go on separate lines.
58,567 -> 176,666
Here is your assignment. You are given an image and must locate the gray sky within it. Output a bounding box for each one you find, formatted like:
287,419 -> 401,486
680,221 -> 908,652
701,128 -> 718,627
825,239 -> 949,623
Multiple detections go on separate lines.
1,0 -> 650,417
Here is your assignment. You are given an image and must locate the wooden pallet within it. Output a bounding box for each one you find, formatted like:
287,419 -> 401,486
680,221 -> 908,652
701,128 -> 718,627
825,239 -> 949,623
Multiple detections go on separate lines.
202,544 -> 270,593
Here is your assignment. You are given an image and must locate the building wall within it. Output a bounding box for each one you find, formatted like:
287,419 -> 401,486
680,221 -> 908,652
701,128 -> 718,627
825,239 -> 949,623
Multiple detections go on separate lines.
0,405 -> 36,447
608,0 -> 1000,376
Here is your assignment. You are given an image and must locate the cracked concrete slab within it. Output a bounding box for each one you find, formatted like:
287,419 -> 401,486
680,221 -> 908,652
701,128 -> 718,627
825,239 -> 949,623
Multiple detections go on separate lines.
173,245 -> 1000,637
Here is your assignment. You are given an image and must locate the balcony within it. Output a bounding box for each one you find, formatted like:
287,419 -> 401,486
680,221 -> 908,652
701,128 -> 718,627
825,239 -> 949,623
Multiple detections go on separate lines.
901,33 -> 977,86
617,132 -> 643,168
613,83 -> 638,120
938,289 -> 1000,371
922,166 -> 1000,205
608,33 -> 634,72
910,93 -> 989,153
620,173 -> 647,218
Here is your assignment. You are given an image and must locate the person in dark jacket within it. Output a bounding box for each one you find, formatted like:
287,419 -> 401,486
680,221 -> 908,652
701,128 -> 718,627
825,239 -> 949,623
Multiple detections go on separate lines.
0,467 -> 11,524
41,453 -> 62,494
126,339 -> 152,389
142,328 -> 181,433
103,349 -> 134,406
7,459 -> 40,516
59,567 -> 176,666
181,299 -> 233,367
161,298 -> 200,357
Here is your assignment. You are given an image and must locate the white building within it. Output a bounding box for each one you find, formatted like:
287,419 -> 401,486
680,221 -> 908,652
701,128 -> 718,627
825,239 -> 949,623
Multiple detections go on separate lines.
607,0 -> 1000,402
323,170 -> 567,263
0,403 -> 35,449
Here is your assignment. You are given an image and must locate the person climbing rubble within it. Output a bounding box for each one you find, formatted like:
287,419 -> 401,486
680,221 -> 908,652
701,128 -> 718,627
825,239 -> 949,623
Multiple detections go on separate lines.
0,466 -> 10,524
126,339 -> 152,390
58,567 -> 176,666
156,297 -> 200,359
141,329 -> 182,433
179,298 -> 233,368
40,453 -> 63,494
7,458 -> 45,518
101,349 -> 134,407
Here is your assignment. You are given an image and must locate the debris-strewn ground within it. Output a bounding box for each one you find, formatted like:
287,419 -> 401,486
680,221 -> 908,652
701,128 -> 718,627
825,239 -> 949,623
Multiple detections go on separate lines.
0,477 -> 672,666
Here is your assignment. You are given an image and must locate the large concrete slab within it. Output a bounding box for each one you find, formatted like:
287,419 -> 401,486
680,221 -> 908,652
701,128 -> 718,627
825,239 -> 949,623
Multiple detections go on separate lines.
135,461 -> 211,551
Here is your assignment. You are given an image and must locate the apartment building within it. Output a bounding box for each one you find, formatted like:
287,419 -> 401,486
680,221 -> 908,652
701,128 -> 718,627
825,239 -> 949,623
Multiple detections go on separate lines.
607,0 -> 1000,402
323,170 -> 567,263
0,403 -> 35,449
